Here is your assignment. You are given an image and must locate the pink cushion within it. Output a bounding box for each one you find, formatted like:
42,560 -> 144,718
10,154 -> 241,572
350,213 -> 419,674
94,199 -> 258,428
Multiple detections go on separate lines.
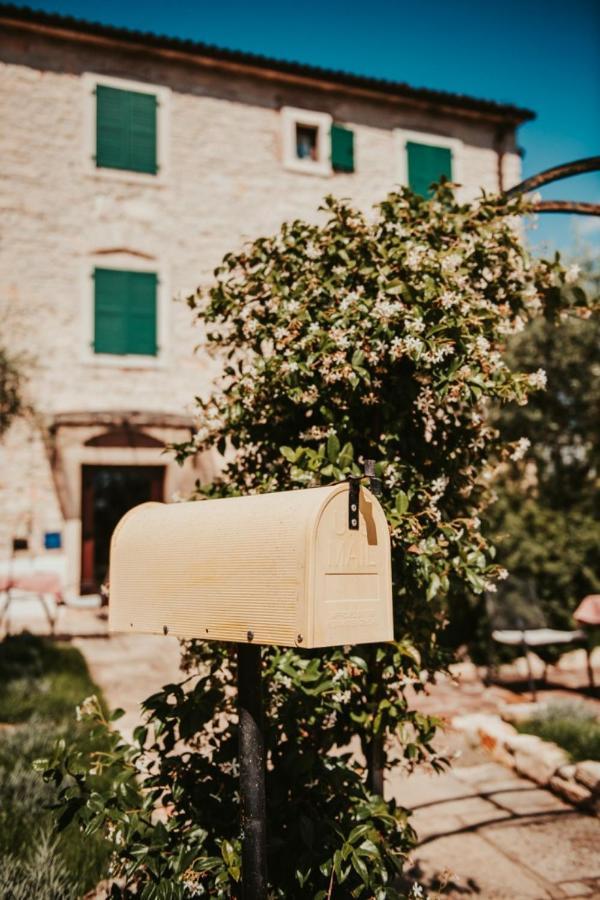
574,594 -> 600,626
0,572 -> 63,600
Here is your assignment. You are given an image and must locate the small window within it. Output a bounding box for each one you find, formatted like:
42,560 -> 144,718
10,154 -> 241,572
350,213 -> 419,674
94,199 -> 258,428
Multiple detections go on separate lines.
281,107 -> 332,176
95,85 -> 157,175
407,141 -> 452,197
94,268 -> 157,356
296,124 -> 319,161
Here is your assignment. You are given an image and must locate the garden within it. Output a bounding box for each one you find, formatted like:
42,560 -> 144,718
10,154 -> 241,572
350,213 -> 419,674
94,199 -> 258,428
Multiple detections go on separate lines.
1,181 -> 598,898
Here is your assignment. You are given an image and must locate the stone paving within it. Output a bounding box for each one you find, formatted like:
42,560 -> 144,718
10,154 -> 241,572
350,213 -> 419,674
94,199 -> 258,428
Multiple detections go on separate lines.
389,740 -> 600,899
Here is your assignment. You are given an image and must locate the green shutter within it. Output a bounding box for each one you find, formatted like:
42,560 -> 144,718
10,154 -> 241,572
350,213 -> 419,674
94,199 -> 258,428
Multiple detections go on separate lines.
331,123 -> 355,173
94,268 -> 157,356
127,272 -> 157,355
407,142 -> 452,197
94,268 -> 128,355
96,85 -> 157,174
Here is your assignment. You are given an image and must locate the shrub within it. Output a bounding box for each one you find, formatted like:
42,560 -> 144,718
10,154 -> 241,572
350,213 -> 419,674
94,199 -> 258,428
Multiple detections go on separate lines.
0,831 -> 75,900
0,634 -> 111,896
517,700 -> 600,762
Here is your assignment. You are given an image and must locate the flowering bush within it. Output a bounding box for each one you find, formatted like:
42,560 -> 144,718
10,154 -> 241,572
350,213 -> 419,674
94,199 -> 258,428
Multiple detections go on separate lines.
42,185 -> 589,898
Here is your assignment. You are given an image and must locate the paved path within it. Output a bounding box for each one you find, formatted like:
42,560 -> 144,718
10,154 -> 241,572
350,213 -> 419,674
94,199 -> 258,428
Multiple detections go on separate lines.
388,750 -> 600,899
73,631 -> 182,741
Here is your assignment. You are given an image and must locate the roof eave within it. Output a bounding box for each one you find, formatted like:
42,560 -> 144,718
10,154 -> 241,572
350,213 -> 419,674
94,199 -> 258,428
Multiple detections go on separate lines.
0,5 -> 536,126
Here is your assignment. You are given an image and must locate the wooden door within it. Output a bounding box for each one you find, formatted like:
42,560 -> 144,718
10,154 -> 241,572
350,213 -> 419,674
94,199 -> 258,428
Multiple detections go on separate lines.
80,465 -> 164,594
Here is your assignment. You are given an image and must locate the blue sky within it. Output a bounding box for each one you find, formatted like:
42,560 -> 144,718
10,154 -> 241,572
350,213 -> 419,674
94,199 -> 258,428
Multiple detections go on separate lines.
13,0 -> 600,256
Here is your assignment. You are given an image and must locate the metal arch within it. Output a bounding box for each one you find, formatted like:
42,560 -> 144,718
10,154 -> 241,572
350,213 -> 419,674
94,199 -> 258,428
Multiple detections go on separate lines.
505,155 -> 600,216
531,200 -> 600,217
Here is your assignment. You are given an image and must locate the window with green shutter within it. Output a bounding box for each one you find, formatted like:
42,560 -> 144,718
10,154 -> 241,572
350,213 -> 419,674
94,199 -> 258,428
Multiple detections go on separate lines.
96,85 -> 158,174
94,268 -> 158,356
331,124 -> 355,173
406,141 -> 452,198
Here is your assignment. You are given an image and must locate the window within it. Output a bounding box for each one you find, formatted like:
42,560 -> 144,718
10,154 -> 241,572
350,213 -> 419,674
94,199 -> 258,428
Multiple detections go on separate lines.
95,85 -> 157,174
83,74 -> 169,181
93,268 -> 157,356
296,124 -> 319,161
407,142 -> 452,197
281,107 -> 355,176
395,130 -> 462,198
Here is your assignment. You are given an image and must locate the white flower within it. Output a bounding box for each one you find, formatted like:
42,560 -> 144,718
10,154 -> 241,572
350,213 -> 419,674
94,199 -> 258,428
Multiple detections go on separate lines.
565,264 -> 580,285
440,291 -> 458,308
405,244 -> 428,270
406,317 -> 425,334
510,437 -> 531,461
75,695 -> 99,721
528,368 -> 547,390
431,476 -> 448,497
405,335 -> 424,356
332,689 -> 352,704
308,321 -> 320,333
441,253 -> 462,273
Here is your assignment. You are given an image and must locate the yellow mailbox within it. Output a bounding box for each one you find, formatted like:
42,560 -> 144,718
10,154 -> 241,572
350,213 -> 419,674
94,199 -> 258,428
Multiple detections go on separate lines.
108,482 -> 393,648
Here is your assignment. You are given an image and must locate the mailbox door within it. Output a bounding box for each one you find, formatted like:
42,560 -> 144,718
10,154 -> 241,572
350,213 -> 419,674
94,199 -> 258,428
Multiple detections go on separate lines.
310,486 -> 393,647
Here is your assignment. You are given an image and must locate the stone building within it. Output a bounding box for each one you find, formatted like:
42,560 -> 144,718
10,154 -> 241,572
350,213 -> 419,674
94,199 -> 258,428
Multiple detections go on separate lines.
0,4 -> 533,595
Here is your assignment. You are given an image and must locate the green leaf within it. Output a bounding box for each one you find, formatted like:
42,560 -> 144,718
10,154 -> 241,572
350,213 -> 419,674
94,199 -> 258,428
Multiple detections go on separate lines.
426,573 -> 441,601
338,442 -> 354,469
351,850 -> 369,883
395,491 -> 409,515
326,433 -> 340,463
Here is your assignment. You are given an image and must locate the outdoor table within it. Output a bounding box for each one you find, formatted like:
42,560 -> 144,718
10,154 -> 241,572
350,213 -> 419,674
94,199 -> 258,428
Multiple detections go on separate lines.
491,628 -> 586,699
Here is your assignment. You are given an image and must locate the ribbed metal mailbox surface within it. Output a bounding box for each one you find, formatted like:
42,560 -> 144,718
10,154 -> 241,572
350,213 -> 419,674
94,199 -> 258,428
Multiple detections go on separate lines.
108,483 -> 393,648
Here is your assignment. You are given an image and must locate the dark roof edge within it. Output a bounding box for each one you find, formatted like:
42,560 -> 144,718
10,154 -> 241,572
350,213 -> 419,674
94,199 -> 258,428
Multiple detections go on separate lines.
0,3 -> 536,124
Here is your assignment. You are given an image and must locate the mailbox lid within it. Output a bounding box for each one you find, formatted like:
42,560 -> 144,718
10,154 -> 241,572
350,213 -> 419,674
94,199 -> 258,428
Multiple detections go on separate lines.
109,486 -> 337,646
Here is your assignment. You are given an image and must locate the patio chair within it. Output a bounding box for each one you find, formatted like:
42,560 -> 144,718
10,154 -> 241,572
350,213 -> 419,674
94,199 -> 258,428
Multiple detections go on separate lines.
0,541 -> 65,635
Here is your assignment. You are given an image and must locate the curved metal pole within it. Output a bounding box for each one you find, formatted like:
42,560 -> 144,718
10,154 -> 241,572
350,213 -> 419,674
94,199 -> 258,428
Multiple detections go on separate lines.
506,156 -> 600,198
530,200 -> 600,216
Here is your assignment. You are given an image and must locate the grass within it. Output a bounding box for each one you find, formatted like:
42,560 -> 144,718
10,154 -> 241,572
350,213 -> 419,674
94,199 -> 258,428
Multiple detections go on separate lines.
516,700 -> 600,763
0,632 -> 112,898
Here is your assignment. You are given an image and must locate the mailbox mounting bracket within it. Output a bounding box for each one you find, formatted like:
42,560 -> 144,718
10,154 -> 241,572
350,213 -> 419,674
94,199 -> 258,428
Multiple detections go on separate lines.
348,477 -> 360,530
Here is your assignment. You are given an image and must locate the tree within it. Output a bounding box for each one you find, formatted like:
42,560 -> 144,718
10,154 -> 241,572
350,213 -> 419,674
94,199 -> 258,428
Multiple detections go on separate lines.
0,344 -> 26,437
482,258 -> 599,644
41,186 -> 588,898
